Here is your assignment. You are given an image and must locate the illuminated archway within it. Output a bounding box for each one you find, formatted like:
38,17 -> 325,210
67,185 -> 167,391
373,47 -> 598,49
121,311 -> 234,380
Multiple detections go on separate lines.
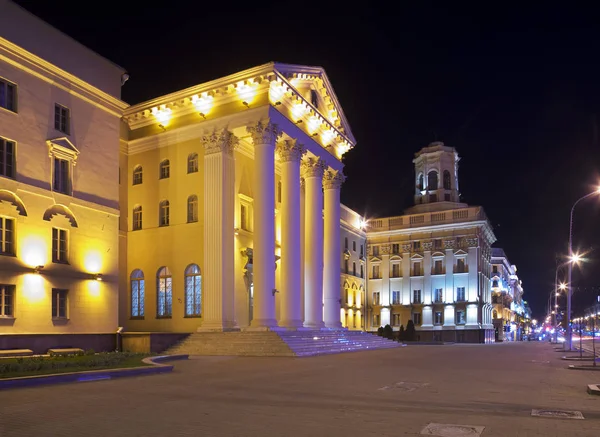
0,190 -> 27,216
43,204 -> 78,227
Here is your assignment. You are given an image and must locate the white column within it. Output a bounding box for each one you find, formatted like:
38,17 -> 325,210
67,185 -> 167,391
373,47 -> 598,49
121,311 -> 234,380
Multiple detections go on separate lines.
199,129 -> 238,331
277,139 -> 306,328
247,121 -> 281,329
323,169 -> 345,329
302,157 -> 326,329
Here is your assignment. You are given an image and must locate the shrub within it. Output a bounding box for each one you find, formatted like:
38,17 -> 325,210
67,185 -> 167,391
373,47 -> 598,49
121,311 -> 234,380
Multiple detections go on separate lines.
383,324 -> 394,339
405,320 -> 416,341
377,326 -> 384,336
398,325 -> 405,342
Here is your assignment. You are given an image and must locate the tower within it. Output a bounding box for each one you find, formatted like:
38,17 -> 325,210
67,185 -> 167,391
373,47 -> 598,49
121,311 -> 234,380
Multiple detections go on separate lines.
407,141 -> 466,213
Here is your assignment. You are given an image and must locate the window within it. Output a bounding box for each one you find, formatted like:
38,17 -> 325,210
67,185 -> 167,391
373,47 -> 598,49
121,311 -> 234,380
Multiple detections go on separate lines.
0,78 -> 17,112
277,181 -> 282,203
344,259 -> 349,274
434,311 -> 443,325
493,310 -> 498,319
353,262 -> 356,276
240,204 -> 248,231
392,243 -> 399,254
492,265 -> 498,273
444,193 -> 451,201
54,104 -> 70,134
185,264 -> 202,317
52,288 -> 68,319
412,312 -> 421,325
360,264 -> 364,279
434,239 -> 442,249
0,137 -> 15,179
187,195 -> 198,223
413,241 -> 421,251
159,159 -> 170,179
428,170 -> 438,190
443,170 -> 451,190
353,312 -> 357,328
492,280 -> 499,288
310,89 -> 319,108
434,288 -> 443,303
372,246 -> 379,257
434,260 -> 443,275
130,269 -> 145,318
53,157 -> 70,194
187,153 -> 198,173
353,240 -> 356,252
0,217 -> 14,255
52,228 -> 68,263
132,206 -> 142,230
345,288 -> 349,305
392,263 -> 400,278
412,262 -> 421,276
456,258 -> 466,273
456,310 -> 465,325
373,314 -> 380,327
360,244 -> 364,257
456,287 -> 466,301
159,200 -> 170,226
157,267 -> 172,317
372,265 -> 380,279
392,290 -> 401,305
372,291 -> 380,305
392,313 -> 401,326
345,237 -> 348,250
0,284 -> 14,317
413,289 -> 422,304
418,173 -> 424,191
133,166 -> 143,185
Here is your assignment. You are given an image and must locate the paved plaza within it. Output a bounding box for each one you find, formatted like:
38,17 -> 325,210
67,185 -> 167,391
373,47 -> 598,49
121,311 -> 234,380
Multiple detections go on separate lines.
1,342 -> 599,436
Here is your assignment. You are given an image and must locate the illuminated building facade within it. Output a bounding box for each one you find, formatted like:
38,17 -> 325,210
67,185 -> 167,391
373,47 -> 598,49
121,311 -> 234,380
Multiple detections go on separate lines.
120,63 -> 354,332
0,1 -> 127,341
490,247 -> 527,341
365,143 -> 496,343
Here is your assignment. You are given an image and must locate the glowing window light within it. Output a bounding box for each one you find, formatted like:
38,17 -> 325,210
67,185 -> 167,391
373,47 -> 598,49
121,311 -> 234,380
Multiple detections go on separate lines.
269,81 -> 286,105
291,102 -> 308,122
152,106 -> 172,127
191,94 -> 214,118
237,81 -> 257,106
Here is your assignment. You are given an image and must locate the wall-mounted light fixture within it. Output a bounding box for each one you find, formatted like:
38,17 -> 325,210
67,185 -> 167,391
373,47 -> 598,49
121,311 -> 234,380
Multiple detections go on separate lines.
192,94 -> 213,119
95,273 -> 103,281
33,265 -> 44,274
234,228 -> 240,235
158,124 -> 166,131
242,101 -> 250,108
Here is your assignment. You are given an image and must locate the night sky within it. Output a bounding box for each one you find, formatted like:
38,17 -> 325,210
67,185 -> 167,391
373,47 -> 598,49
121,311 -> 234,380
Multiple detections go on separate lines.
13,1 -> 600,320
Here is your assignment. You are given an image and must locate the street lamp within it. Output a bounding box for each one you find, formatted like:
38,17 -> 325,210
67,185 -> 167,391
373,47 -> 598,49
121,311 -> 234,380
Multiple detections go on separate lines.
565,187 -> 600,351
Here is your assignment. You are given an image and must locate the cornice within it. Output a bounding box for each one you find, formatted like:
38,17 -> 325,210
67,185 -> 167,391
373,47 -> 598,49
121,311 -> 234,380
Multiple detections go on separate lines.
0,37 -> 128,117
367,220 -> 491,238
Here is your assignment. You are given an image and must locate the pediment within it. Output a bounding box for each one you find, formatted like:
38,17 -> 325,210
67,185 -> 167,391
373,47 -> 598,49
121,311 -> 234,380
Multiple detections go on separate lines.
411,253 -> 424,260
47,137 -> 80,163
454,249 -> 468,256
370,256 -> 382,262
389,254 -> 402,261
432,251 -> 445,258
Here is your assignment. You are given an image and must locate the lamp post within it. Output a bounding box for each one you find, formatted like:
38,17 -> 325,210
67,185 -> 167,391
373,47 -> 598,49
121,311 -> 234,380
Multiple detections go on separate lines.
553,276 -> 566,343
565,188 -> 600,351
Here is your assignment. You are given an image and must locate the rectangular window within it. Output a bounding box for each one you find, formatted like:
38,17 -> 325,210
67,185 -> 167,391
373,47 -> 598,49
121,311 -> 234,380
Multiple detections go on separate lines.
456,287 -> 466,302
353,240 -> 356,252
372,291 -> 380,305
434,311 -> 443,325
413,289 -> 421,304
456,310 -> 465,325
0,137 -> 16,179
434,288 -> 443,303
434,239 -> 442,249
53,157 -> 70,194
360,264 -> 364,279
54,104 -> 70,134
0,78 -> 17,112
133,207 -> 142,231
392,263 -> 400,277
52,228 -> 68,263
412,312 -> 421,325
344,237 -> 348,250
52,288 -> 68,319
352,262 -> 356,276
412,262 -> 421,276
492,265 -> 498,273
360,244 -> 364,256
372,265 -> 380,279
434,260 -> 443,274
372,245 -> 379,257
0,217 -> 14,255
344,259 -> 349,274
392,313 -> 401,326
392,243 -> 399,254
392,290 -> 401,305
456,258 -> 466,273
373,314 -> 380,327
413,241 -> 421,251
0,284 -> 14,317
240,204 -> 248,231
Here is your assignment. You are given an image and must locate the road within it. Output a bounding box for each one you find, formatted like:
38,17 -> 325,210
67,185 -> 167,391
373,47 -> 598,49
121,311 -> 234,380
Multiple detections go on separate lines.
1,342 -> 599,436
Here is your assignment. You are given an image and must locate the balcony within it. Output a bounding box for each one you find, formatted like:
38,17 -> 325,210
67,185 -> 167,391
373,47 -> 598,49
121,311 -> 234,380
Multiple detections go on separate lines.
366,206 -> 486,232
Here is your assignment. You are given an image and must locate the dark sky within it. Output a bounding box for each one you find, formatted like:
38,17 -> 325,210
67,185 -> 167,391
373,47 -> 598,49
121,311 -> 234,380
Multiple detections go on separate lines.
14,1 -> 600,320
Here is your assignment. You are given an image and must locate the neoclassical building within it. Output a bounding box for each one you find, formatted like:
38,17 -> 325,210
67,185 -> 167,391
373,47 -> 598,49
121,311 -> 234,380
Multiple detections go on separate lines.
0,1 -> 127,346
365,142 -> 496,343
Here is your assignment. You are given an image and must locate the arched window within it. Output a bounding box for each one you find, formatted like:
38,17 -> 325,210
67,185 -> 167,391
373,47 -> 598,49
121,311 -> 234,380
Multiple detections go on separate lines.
133,165 -> 143,185
493,310 -> 498,319
428,171 -> 438,191
187,195 -> 198,223
157,266 -> 172,317
443,170 -> 451,190
132,205 -> 142,230
187,153 -> 198,174
185,264 -> 202,317
159,159 -> 170,179
159,200 -> 170,226
130,269 -> 145,317
418,173 -> 424,191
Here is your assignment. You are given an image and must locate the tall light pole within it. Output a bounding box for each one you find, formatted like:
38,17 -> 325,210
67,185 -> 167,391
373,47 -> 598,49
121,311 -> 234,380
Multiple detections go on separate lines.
565,188 -> 600,351
553,274 -> 566,343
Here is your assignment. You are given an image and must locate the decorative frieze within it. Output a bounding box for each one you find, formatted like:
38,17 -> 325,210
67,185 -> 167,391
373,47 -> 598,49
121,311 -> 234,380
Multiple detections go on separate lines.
276,139 -> 306,163
444,240 -> 456,249
422,241 -> 433,251
323,169 -> 346,190
466,237 -> 479,248
380,244 -> 390,255
247,120 -> 282,145
402,243 -> 412,252
301,157 -> 326,179
202,128 -> 238,156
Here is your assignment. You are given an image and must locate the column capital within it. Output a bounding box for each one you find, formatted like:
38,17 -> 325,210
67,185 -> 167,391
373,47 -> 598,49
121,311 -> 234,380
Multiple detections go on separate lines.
202,128 -> 238,156
323,169 -> 346,190
276,139 -> 306,163
247,120 -> 282,145
301,157 -> 326,179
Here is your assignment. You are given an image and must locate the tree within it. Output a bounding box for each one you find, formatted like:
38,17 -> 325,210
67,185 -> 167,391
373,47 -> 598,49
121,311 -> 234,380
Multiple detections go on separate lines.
405,320 -> 416,341
398,325 -> 405,342
383,324 -> 393,339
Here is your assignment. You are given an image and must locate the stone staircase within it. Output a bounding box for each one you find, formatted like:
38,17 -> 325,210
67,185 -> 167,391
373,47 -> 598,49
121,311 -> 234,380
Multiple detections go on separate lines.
164,330 -> 400,357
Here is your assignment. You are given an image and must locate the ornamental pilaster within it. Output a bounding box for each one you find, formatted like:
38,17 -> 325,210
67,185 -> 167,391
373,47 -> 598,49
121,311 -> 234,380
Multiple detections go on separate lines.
323,169 -> 346,190
247,120 -> 282,145
202,128 -> 238,156
276,139 -> 306,163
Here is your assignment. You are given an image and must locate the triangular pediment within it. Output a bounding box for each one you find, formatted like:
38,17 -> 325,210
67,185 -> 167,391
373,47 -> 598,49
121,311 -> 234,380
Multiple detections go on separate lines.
274,63 -> 356,145
390,254 -> 402,261
454,249 -> 468,256
47,137 -> 80,164
411,253 -> 424,260
370,256 -> 382,262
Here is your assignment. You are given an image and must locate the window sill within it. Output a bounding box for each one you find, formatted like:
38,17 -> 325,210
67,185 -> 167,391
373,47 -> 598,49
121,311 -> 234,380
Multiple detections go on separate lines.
0,252 -> 16,257
156,316 -> 172,319
0,316 -> 15,320
0,106 -> 17,115
129,316 -> 145,320
52,260 -> 70,265
183,315 -> 202,318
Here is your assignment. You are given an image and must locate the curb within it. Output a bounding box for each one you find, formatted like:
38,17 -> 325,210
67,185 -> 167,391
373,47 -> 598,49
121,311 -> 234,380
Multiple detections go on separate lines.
0,354 -> 189,390
587,384 -> 600,396
568,364 -> 600,371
